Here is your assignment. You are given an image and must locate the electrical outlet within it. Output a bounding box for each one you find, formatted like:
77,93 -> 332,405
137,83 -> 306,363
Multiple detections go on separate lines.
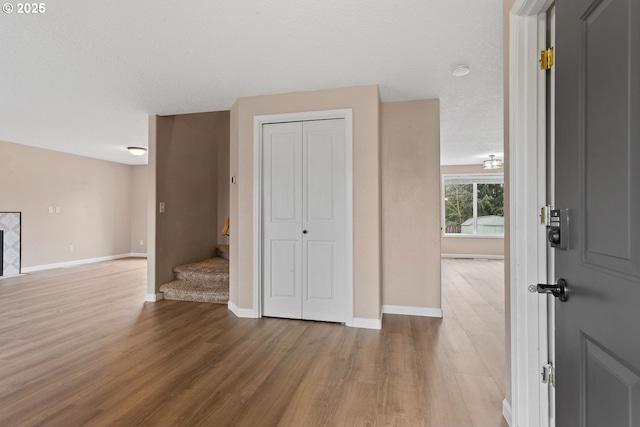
69,245 -> 74,252
55,207 -> 61,214
139,239 -> 144,246
159,202 -> 165,213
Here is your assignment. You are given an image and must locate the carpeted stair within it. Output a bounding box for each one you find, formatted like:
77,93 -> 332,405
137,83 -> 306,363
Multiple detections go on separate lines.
159,245 -> 229,304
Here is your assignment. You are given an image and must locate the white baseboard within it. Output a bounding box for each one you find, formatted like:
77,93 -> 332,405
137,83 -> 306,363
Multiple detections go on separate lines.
145,293 -> 164,302
383,305 -> 443,318
21,253 -> 143,273
228,301 -> 259,318
0,273 -> 26,280
226,302 -> 382,329
441,253 -> 505,260
347,317 -> 382,330
502,398 -> 512,426
130,253 -> 148,258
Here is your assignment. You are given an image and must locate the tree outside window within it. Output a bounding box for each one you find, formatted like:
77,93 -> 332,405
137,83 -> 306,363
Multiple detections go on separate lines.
443,174 -> 504,236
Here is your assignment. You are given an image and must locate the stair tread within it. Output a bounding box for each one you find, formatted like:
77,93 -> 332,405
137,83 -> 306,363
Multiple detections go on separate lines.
174,257 -> 229,283
160,278 -> 228,291
174,257 -> 228,274
159,279 -> 229,304
163,256 -> 230,304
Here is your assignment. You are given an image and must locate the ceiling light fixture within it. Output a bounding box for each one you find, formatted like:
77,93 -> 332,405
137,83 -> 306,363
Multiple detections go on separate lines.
452,65 -> 470,77
483,155 -> 503,169
127,146 -> 147,156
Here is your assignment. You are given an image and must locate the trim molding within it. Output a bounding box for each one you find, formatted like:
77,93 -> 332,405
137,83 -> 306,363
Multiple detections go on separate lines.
21,253 -> 142,273
227,300 -> 380,328
382,305 -> 443,318
347,317 -> 382,330
0,273 -> 26,280
502,398 -> 513,426
512,0 -> 553,16
145,293 -> 164,302
228,301 -> 259,318
441,253 -> 505,260
130,253 -> 148,258
510,2 -> 553,426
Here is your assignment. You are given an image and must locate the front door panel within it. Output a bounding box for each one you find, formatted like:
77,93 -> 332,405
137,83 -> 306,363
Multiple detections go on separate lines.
556,0 -> 640,424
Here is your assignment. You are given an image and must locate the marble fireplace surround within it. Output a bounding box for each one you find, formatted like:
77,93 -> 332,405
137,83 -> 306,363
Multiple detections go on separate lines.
0,212 -> 21,276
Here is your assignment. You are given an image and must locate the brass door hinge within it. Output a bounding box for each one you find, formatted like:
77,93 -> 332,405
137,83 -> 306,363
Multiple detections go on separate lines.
540,205 -> 552,225
540,48 -> 554,70
542,363 -> 555,386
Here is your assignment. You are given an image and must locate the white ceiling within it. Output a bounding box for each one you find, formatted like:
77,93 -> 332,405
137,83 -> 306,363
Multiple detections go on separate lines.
0,0 -> 504,166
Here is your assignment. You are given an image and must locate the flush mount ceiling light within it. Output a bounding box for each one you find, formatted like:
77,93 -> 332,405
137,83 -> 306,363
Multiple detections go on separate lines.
127,146 -> 147,156
483,154 -> 503,169
452,65 -> 471,77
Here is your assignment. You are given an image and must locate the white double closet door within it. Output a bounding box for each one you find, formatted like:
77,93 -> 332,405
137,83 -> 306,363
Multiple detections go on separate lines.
262,119 -> 346,323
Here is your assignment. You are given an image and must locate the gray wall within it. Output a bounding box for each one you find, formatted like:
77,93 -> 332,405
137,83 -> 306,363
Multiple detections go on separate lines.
503,0 -> 515,405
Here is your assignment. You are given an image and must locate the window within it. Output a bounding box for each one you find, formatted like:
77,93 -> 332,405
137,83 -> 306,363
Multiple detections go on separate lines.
443,174 -> 504,236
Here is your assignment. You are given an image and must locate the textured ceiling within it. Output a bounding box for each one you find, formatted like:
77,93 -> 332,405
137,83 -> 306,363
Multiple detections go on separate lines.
0,0 -> 503,166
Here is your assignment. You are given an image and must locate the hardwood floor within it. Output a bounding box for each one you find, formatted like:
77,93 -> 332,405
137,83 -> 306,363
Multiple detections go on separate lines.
0,258 -> 507,426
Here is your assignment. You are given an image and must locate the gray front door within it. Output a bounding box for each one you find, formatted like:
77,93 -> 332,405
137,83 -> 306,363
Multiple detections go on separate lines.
556,0 -> 640,425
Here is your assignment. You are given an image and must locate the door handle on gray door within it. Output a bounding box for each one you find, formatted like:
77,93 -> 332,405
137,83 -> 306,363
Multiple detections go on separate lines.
537,278 -> 569,302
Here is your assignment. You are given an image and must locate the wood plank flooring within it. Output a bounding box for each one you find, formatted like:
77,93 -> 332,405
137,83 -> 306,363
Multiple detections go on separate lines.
0,257 -> 507,426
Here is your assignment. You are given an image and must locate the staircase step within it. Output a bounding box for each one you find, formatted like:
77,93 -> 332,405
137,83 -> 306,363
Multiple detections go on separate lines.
159,279 -> 229,304
215,244 -> 229,260
173,257 -> 229,283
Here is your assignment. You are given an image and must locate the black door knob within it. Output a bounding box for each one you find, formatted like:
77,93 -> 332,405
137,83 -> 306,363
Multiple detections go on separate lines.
537,278 -> 569,302
303,230 -> 308,234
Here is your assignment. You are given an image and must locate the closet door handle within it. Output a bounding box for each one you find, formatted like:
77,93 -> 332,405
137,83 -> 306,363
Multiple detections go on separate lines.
303,230 -> 308,234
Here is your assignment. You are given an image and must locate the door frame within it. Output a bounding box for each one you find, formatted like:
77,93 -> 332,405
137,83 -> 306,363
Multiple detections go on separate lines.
252,109 -> 354,324
508,0 -> 554,426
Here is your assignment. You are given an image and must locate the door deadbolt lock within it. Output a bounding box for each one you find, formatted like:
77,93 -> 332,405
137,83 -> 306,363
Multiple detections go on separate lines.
548,228 -> 561,245
547,208 -> 569,250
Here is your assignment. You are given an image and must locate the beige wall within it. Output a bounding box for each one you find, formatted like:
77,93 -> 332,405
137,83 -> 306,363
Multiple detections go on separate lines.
0,140 -> 143,268
153,111 -> 229,290
217,113 -> 231,246
130,165 -> 148,253
229,104 -> 240,305
147,116 -> 158,294
440,164 -> 505,258
230,85 -> 382,320
381,100 -> 441,309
